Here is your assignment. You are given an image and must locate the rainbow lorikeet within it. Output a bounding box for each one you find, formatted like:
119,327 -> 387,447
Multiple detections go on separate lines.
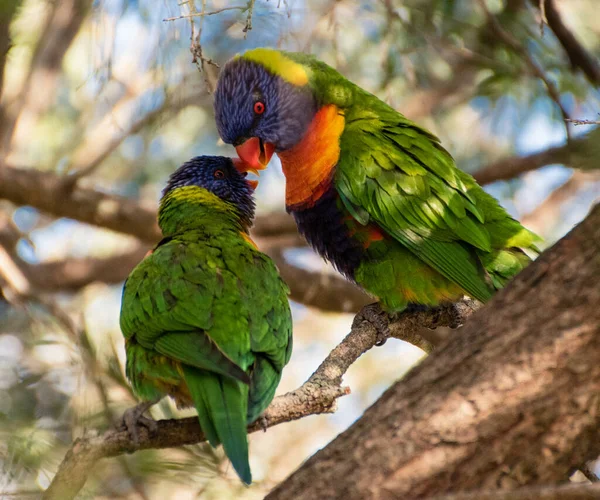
119,156 -> 292,484
213,48 -> 540,318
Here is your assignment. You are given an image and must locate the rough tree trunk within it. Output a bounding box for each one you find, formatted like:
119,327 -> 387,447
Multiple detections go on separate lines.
267,204 -> 600,500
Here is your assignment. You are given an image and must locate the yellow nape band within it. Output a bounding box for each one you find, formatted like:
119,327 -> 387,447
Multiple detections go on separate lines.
240,48 -> 309,86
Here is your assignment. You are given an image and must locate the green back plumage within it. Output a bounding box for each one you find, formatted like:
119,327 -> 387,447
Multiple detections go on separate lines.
278,51 -> 541,307
120,186 -> 292,484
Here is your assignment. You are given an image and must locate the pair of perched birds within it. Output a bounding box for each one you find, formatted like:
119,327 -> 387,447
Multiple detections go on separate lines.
119,48 -> 540,484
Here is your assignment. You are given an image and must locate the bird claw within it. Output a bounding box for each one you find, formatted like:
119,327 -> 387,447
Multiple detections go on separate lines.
119,400 -> 159,447
354,302 -> 391,346
258,415 -> 269,432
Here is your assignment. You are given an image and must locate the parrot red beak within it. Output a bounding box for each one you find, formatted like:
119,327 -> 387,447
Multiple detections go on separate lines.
235,137 -> 275,172
232,157 -> 259,191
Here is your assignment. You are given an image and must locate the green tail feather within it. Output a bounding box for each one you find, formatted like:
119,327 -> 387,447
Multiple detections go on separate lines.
247,356 -> 281,424
182,365 -> 251,484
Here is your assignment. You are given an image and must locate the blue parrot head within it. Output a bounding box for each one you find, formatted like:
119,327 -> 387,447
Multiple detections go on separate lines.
163,156 -> 256,226
214,52 -> 317,174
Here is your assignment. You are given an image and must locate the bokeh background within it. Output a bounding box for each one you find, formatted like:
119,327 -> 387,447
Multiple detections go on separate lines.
0,0 -> 598,498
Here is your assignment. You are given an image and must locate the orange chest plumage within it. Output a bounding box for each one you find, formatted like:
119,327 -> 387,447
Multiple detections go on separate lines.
278,104 -> 345,210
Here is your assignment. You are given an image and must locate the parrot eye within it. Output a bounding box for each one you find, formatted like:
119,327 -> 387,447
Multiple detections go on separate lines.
253,101 -> 265,115
213,169 -> 225,179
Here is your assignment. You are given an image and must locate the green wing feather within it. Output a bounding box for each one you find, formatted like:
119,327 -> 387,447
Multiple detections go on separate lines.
120,226 -> 292,484
242,50 -> 539,307
154,332 -> 250,384
335,100 -> 540,303
239,252 -> 293,422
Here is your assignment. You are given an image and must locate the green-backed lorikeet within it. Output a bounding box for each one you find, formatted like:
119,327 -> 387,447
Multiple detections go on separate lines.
213,48 -> 540,314
119,156 -> 292,484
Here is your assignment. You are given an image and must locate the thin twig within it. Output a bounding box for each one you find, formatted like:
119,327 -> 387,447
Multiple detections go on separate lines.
581,461 -> 600,483
188,0 -> 219,93
163,6 -> 247,22
43,299 -> 478,500
533,0 -> 600,85
538,0 -> 547,36
243,0 -> 257,34
565,117 -> 600,126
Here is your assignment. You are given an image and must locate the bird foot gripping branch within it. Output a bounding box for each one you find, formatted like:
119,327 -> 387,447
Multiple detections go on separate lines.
353,303 -> 392,346
118,400 -> 159,447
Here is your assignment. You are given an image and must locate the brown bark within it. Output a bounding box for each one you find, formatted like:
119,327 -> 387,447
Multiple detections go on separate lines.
433,482 -> 600,500
270,249 -> 370,312
267,204 -> 600,500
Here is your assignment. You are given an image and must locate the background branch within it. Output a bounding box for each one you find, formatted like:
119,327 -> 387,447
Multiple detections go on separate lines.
0,0 -> 22,102
1,127 -> 599,310
0,0 -> 89,154
472,129 -> 600,185
533,0 -> 600,85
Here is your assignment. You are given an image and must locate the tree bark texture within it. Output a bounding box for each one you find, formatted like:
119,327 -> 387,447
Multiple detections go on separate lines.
267,204 -> 600,500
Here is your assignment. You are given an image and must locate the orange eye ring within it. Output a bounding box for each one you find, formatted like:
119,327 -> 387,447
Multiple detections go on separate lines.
214,169 -> 225,179
254,101 -> 265,114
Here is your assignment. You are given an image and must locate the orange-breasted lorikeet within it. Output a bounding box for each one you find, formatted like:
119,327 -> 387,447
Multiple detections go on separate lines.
214,49 -> 540,313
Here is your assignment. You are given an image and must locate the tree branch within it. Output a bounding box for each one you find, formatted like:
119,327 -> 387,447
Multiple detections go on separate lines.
521,171 -> 599,234
566,118 -> 600,127
0,0 -> 89,153
0,163 -> 300,242
533,0 -> 600,86
270,249 -> 371,312
0,0 -> 22,101
0,163 -> 161,242
472,128 -> 600,185
64,88 -> 211,185
163,5 -> 247,22
431,482 -> 600,500
580,462 -> 600,483
267,203 -> 600,499
43,299 -> 477,500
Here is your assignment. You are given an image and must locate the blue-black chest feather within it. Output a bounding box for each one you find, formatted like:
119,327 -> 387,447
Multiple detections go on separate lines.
288,187 -> 365,280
